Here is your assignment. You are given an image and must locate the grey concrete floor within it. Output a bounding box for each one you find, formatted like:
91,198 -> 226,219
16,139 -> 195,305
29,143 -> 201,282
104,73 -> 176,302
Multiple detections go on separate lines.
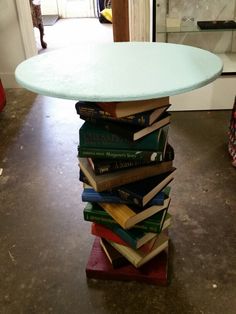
0,89 -> 236,314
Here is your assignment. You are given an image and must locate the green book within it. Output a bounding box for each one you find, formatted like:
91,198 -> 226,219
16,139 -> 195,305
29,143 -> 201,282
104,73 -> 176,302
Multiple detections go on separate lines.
83,202 -> 171,233
79,121 -> 168,151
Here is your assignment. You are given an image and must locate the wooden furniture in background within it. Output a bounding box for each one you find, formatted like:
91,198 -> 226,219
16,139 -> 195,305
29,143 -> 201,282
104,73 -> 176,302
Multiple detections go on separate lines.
112,0 -> 129,42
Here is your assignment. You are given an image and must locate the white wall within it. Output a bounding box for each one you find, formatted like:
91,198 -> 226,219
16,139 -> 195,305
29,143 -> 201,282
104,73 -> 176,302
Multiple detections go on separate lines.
41,0 -> 58,15
0,0 -> 36,88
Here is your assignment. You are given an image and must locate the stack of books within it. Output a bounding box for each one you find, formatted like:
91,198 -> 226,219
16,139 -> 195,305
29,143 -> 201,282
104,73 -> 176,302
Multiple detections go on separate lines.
76,97 -> 176,285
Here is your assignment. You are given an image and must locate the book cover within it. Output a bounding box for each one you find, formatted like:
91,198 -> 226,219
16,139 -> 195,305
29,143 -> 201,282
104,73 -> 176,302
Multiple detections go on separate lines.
96,97 -> 169,118
116,168 -> 176,207
107,233 -> 169,268
92,223 -> 157,249
86,237 -> 169,285
82,187 -> 165,206
76,101 -> 171,127
100,238 -> 130,269
83,203 -> 171,233
81,112 -> 171,141
79,157 -> 174,192
79,121 -> 166,151
87,143 -> 174,175
98,197 -> 171,229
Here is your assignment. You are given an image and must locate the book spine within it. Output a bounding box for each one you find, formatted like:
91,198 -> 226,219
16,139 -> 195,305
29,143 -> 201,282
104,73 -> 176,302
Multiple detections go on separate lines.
78,146 -> 163,161
79,122 -> 162,151
91,159 -> 161,175
84,210 -> 115,225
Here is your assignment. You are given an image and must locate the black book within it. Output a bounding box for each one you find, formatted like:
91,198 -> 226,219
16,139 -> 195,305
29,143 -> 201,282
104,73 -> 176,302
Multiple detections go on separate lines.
197,20 -> 236,30
115,168 -> 176,207
75,101 -> 171,127
89,143 -> 174,175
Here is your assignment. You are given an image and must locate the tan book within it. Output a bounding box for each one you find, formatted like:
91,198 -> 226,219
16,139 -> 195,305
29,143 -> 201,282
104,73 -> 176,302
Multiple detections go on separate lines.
107,233 -> 169,268
79,157 -> 173,192
97,97 -> 169,118
98,197 -> 171,229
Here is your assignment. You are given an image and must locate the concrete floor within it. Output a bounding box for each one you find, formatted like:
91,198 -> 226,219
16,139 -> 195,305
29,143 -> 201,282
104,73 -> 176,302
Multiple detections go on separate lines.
0,89 -> 236,314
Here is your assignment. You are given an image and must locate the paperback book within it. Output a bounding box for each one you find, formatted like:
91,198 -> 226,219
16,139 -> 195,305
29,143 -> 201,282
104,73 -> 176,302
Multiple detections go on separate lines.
96,97 -> 169,118
83,202 -> 172,233
79,157 -> 174,192
98,197 -> 171,229
107,232 -> 169,268
92,222 -> 168,250
81,186 -> 167,206
76,101 -> 171,127
115,168 -> 176,207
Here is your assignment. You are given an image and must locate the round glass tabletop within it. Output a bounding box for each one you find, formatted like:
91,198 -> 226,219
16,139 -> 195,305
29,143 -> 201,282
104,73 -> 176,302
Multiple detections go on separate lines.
15,42 -> 223,102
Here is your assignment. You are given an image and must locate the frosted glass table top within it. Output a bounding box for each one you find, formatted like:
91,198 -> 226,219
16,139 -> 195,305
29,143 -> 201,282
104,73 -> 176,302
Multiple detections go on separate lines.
15,42 -> 223,102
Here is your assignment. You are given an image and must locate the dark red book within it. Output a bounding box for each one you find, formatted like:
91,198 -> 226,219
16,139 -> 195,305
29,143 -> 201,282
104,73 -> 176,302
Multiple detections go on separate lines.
86,237 -> 169,285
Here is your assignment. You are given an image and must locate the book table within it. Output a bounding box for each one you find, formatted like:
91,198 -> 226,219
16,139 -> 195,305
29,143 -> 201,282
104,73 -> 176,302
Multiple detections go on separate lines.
15,42 -> 222,284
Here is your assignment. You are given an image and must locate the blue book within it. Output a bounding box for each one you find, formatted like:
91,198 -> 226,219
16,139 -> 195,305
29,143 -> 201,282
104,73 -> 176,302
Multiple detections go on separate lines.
82,187 -> 167,206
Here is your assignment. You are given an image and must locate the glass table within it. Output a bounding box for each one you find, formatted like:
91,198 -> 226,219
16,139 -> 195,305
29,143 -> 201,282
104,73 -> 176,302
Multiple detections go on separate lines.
15,42 -> 223,284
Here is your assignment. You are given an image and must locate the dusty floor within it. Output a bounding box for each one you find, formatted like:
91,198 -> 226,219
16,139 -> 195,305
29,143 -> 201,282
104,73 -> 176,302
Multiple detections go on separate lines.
0,89 -> 236,314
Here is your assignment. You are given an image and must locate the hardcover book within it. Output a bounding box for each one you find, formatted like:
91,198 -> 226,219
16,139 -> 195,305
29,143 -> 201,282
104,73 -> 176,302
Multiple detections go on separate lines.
98,197 -> 171,229
76,101 -> 171,127
79,157 -> 174,192
87,143 -> 174,175
92,222 -> 159,249
81,112 -> 171,141
96,97 -> 169,118
116,168 -> 176,207
107,232 -> 169,268
82,187 -> 166,206
78,146 -> 164,161
83,202 -> 172,233
86,237 -> 169,285
79,121 -> 167,151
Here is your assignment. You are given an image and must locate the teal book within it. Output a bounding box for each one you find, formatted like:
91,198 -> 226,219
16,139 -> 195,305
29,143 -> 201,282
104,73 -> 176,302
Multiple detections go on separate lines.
92,222 -> 162,250
79,121 -> 168,151
80,112 -> 171,141
78,146 -> 164,161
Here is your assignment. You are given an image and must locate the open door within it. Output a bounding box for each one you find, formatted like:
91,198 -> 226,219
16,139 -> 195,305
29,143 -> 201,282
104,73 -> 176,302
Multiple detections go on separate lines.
15,0 -> 37,58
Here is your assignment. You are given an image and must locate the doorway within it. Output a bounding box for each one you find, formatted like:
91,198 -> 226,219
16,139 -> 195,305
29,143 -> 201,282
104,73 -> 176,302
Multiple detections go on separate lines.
41,0 -> 96,19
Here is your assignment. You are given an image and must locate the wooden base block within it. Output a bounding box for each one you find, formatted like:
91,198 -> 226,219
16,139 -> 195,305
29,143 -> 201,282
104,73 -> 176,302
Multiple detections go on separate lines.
86,237 -> 169,286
